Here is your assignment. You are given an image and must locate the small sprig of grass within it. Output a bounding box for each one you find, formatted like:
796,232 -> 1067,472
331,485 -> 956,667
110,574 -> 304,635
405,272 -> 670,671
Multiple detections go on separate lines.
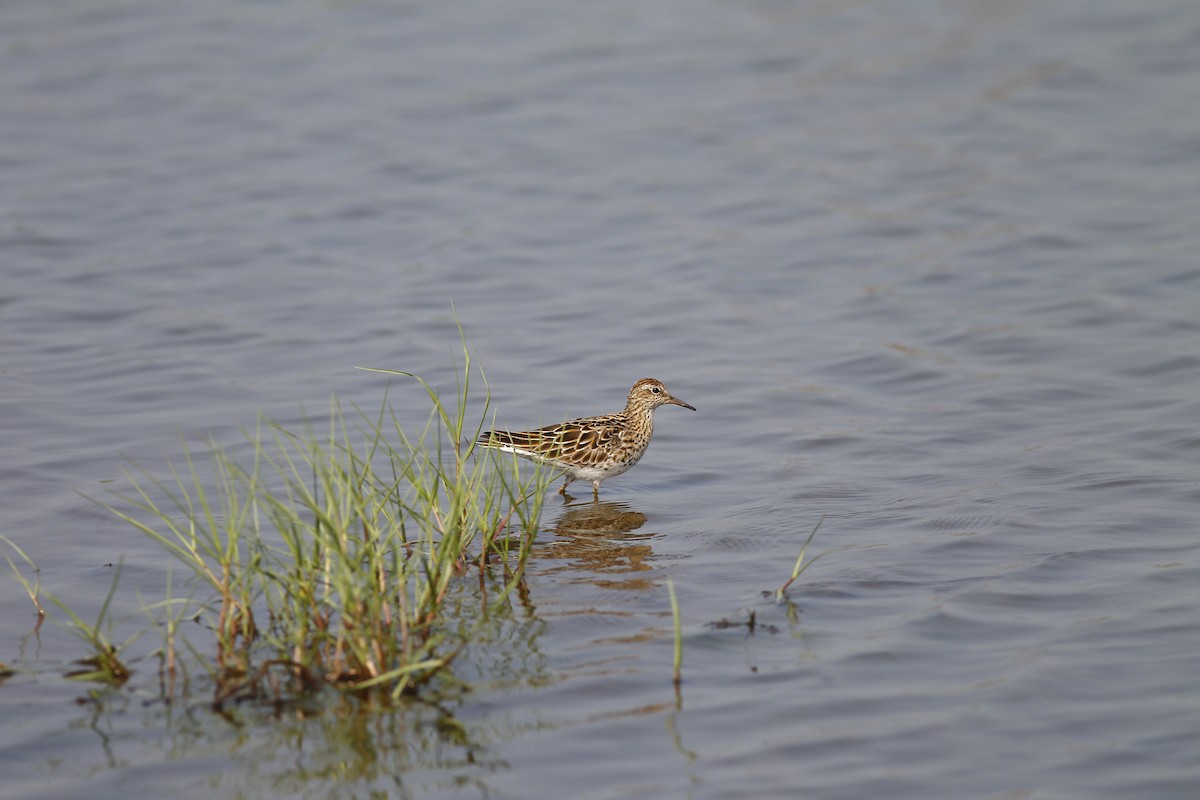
1,534 -> 44,625
136,565 -> 198,701
45,561 -> 135,685
667,577 -> 683,688
775,514 -> 830,601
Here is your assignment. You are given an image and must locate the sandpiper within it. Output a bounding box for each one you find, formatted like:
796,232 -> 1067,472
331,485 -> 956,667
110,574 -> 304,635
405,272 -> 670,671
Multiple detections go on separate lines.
476,378 -> 695,498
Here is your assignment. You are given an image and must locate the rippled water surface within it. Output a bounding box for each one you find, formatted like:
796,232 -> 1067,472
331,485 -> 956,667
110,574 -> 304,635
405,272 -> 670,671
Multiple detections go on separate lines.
3,1 -> 1199,798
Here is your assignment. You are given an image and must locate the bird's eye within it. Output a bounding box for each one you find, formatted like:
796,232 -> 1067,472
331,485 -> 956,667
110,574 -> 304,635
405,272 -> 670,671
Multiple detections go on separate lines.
650,386 -> 661,394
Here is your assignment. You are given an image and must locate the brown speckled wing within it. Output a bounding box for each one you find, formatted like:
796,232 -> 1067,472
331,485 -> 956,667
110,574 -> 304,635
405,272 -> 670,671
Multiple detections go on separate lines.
547,418 -> 624,466
481,413 -> 626,467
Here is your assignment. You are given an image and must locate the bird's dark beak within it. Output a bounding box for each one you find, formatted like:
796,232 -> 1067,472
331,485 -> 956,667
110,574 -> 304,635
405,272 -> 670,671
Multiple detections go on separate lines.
669,395 -> 696,411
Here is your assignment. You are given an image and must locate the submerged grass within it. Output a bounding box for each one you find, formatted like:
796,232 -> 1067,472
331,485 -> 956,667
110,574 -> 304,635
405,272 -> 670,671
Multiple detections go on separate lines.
81,344 -> 554,704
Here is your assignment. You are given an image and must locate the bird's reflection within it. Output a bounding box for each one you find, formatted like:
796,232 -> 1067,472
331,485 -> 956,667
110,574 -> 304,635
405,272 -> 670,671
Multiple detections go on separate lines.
532,500 -> 657,589
555,500 -> 648,535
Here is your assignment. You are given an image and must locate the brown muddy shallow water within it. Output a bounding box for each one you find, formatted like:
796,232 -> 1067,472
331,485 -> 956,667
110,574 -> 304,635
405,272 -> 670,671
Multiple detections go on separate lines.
3,1 -> 1198,798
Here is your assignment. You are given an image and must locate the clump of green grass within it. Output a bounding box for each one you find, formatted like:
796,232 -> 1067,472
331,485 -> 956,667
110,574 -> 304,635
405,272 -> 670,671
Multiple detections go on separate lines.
86,343 -> 553,704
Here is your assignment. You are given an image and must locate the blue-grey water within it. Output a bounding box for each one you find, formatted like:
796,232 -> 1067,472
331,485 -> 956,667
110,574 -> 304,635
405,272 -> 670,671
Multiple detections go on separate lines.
3,1 -> 1198,798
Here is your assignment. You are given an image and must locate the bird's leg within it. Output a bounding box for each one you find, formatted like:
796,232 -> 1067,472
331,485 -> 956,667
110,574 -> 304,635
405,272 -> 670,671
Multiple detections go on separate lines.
558,476 -> 574,495
591,481 -> 600,500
